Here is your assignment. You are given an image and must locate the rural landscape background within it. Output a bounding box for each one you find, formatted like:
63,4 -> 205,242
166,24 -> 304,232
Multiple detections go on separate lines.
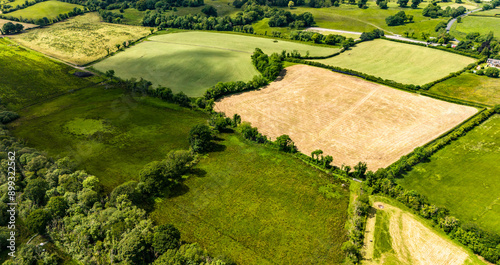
0,0 -> 499,263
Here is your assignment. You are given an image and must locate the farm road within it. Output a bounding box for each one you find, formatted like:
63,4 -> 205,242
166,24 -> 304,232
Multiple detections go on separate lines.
307,27 -> 436,45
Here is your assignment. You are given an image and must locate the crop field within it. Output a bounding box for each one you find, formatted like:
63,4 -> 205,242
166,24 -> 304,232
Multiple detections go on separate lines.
93,31 -> 338,96
398,115 -> 500,234
311,39 -> 476,85
11,13 -> 151,65
215,65 -> 477,171
451,16 -> 500,41
0,38 -> 98,110
428,73 -> 500,106
0,18 -> 38,30
4,0 -> 84,20
152,134 -> 349,265
8,86 -> 208,191
363,198 -> 486,265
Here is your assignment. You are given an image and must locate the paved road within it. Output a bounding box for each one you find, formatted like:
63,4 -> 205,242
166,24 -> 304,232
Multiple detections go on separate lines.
446,8 -> 483,33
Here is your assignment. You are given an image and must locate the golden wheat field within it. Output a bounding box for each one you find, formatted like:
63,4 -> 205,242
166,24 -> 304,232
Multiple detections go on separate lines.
215,65 -> 478,171
11,12 -> 151,65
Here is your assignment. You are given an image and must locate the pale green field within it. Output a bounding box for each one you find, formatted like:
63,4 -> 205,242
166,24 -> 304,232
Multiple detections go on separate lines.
5,0 -> 84,20
451,16 -> 500,40
470,7 -> 500,16
94,31 -> 338,96
311,39 -> 476,85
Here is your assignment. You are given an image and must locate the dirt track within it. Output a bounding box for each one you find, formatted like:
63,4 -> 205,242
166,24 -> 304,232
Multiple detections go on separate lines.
215,65 -> 477,171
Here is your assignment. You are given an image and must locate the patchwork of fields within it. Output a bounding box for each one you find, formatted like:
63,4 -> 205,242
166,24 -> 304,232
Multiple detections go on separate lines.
11,12 -> 151,65
152,134 -> 349,265
363,198 -> 486,265
3,0 -> 83,20
311,39 -> 476,85
215,65 -> 477,171
398,115 -> 500,234
93,31 -> 338,96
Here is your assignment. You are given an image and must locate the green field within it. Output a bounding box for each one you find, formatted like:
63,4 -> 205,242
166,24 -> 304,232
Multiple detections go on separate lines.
152,134 -> 349,264
311,39 -> 476,85
287,1 -> 454,38
451,16 -> 500,40
428,73 -> 500,106
110,8 -> 146,25
0,0 -> 28,11
398,115 -> 500,234
11,13 -> 151,65
470,7 -> 500,17
93,31 -> 338,96
5,0 -> 84,20
8,86 -> 208,190
0,38 -> 98,110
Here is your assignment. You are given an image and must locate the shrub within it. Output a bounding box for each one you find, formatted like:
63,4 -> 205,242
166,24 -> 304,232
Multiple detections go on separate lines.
485,67 -> 499,78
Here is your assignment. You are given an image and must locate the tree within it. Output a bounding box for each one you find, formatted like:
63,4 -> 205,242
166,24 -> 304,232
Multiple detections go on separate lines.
485,67 -> 499,78
46,196 -> 69,218
288,0 -> 294,8
311,149 -> 323,161
457,16 -> 461,23
189,124 -> 212,153
26,209 -> 51,234
353,162 -> 368,179
397,0 -> 409,7
1,22 -> 23,35
152,224 -> 181,255
411,0 -> 421,8
201,5 -> 218,17
105,69 -> 115,78
323,155 -> 333,167
24,178 -> 48,206
275,135 -> 296,153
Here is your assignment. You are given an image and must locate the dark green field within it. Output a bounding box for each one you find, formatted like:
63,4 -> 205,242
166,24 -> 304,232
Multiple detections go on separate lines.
152,134 -> 349,264
8,86 -> 208,190
0,38 -> 98,110
398,115 -> 500,234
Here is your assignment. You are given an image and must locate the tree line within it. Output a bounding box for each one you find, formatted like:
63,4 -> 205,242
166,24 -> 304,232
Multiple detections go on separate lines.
0,0 -> 45,13
0,7 -> 84,26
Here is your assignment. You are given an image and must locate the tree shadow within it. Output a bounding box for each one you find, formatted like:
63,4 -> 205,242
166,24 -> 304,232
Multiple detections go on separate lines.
167,182 -> 190,198
209,142 -> 227,153
189,167 -> 207,178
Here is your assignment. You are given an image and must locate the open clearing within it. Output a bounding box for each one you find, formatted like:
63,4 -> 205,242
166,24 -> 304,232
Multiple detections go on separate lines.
8,86 -> 208,191
363,198 -> 486,265
93,31 -> 338,96
11,12 -> 151,65
0,18 -> 38,30
311,39 -> 476,85
0,38 -> 98,110
398,115 -> 500,234
152,134 -> 349,265
451,16 -> 500,41
215,65 -> 477,171
428,73 -> 500,106
3,0 -> 84,21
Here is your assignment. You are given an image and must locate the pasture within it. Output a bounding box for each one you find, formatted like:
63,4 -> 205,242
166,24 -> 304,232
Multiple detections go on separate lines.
0,0 -> 26,12
311,39 -> 476,85
4,0 -> 83,20
215,65 -> 477,171
451,16 -> 500,41
8,86 -> 208,191
162,0 -> 238,17
0,38 -> 97,110
11,12 -> 151,65
428,73 -> 500,106
93,31 -> 338,96
109,8 -> 146,25
152,134 -> 349,265
288,1 -> 453,38
0,18 -> 38,30
398,115 -> 500,234
470,7 -> 500,17
363,198 -> 486,265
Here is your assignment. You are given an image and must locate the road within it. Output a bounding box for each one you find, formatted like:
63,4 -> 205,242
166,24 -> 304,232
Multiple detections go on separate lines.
446,8 -> 483,33
307,27 -> 437,46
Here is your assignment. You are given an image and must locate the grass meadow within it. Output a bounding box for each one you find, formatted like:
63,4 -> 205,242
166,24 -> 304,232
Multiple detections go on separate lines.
11,12 -> 151,65
365,197 -> 486,265
428,73 -> 500,106
0,0 -> 30,12
470,7 -> 500,17
311,39 -> 476,85
0,38 -> 98,110
152,134 -> 350,264
109,8 -> 147,25
93,31 -> 338,96
8,86 -> 208,191
4,0 -> 84,20
398,115 -> 500,234
450,16 -> 500,41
